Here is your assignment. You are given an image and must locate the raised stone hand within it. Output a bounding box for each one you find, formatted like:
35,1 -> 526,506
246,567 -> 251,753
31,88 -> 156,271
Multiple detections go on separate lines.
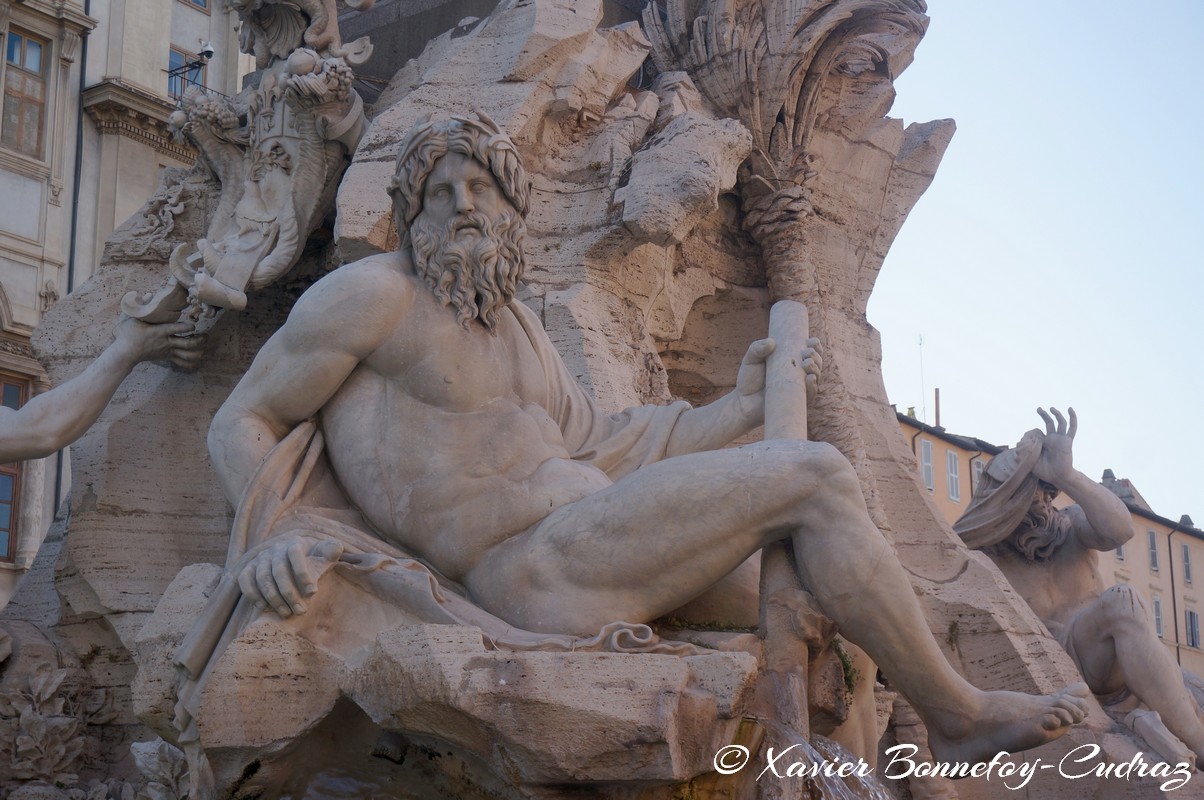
237,534 -> 344,618
1032,406 -> 1077,486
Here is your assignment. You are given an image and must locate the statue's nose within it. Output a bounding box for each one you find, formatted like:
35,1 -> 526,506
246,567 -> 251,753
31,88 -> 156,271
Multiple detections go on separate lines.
454,184 -> 474,213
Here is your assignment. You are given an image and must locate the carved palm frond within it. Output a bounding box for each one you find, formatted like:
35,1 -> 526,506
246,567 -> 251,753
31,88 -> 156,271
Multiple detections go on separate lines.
644,0 -> 926,188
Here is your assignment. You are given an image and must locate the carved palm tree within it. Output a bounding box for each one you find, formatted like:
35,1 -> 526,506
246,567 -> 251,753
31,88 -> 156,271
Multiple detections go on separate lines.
643,0 -> 926,304
644,0 -> 930,754
644,0 -> 926,529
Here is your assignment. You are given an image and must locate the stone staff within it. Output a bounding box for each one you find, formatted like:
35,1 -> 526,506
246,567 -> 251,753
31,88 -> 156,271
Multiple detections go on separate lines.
758,299 -> 814,733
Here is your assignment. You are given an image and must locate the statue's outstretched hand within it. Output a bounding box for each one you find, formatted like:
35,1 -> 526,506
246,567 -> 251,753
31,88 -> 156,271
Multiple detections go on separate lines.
113,316 -> 206,370
237,534 -> 344,618
1032,406 -> 1077,485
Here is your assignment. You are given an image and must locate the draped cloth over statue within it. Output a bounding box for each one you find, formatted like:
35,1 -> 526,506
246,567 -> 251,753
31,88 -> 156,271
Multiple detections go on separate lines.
953,431 -> 1045,550
173,299 -> 709,741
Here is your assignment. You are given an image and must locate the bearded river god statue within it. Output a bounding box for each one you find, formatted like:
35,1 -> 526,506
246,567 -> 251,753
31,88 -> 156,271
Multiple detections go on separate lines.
20,1 -> 1173,797
127,113 -> 1091,797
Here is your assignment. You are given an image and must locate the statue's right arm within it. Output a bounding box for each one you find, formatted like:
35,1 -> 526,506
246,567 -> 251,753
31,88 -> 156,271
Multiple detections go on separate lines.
0,317 -> 200,464
208,259 -> 410,506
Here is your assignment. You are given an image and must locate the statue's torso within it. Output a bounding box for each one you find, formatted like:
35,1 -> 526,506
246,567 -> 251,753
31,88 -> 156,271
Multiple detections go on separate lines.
320,277 -> 611,580
992,534 -> 1105,629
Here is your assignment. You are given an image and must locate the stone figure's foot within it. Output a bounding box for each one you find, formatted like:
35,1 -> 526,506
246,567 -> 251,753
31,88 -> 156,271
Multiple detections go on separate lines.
927,683 -> 1090,765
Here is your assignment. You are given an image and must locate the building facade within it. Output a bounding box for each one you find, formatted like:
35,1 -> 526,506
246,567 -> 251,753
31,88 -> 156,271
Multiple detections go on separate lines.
899,411 -> 1204,674
0,0 -> 249,603
0,0 -> 96,603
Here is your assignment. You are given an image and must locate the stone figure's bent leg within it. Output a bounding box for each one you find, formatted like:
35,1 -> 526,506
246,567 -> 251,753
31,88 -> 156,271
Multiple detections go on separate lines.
467,439 -> 852,633
466,439 -> 1089,762
1068,585 -> 1204,759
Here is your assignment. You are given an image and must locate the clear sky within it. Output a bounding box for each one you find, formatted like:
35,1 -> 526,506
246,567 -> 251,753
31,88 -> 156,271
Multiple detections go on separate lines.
867,0 -> 1204,523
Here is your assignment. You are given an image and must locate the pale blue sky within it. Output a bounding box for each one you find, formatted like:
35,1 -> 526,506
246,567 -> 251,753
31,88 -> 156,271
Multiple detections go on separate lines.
868,1 -> 1204,521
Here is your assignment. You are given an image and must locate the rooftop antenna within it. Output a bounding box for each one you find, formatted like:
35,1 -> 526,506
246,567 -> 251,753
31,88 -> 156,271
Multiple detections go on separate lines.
918,334 -> 927,424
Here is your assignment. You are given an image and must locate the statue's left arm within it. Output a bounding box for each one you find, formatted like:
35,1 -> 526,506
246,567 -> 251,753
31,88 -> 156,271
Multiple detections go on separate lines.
1034,407 -> 1133,551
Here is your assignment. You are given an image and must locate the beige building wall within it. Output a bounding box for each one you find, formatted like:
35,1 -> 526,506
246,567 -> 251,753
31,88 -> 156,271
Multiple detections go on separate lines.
0,0 -> 249,608
80,0 -> 252,274
898,413 -> 1204,676
0,0 -> 95,605
897,413 -> 995,525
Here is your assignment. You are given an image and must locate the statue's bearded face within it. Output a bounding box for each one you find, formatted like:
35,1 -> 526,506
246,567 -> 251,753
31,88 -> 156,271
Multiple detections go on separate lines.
408,152 -> 525,332
1011,483 -> 1069,560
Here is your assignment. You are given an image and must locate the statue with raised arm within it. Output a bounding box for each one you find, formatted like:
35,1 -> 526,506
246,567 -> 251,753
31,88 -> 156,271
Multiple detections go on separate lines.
957,407 -> 1204,766
0,318 -> 202,463
190,114 -> 1089,776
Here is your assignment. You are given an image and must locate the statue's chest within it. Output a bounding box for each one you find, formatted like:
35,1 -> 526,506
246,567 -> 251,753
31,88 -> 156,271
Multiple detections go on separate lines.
373,314 -> 544,411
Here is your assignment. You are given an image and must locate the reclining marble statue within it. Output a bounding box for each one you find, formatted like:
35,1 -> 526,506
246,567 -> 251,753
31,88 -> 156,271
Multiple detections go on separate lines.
178,113 -> 1090,772
957,407 -> 1204,767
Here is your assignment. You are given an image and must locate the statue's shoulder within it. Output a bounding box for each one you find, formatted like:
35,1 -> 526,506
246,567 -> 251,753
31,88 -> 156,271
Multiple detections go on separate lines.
297,252 -> 414,305
286,252 -> 416,343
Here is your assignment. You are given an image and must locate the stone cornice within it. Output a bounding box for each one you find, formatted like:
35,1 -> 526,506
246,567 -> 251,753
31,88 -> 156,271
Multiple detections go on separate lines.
82,80 -> 196,163
0,333 -> 35,361
8,0 -> 97,33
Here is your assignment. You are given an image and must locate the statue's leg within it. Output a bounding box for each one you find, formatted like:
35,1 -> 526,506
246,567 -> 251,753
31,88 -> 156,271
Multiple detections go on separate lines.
467,439 -> 1088,763
1068,585 -> 1204,760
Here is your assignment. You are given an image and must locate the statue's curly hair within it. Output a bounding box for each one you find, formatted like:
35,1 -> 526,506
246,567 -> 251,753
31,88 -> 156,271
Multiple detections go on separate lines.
388,111 -> 531,248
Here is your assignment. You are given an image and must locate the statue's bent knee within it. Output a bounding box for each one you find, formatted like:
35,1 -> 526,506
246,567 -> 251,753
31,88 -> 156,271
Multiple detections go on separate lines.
1099,584 -> 1149,624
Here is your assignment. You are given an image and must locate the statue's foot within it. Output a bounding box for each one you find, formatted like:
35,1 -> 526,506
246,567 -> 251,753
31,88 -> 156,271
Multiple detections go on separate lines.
927,683 -> 1090,765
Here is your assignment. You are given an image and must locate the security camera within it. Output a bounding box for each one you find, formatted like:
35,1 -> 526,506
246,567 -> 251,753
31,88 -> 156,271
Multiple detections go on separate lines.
198,42 -> 215,61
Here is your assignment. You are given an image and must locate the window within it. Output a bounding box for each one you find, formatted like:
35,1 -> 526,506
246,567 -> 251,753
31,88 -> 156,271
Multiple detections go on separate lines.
920,440 -> 933,491
1187,609 -> 1200,649
180,0 -> 209,9
1115,543 -> 1125,561
1148,530 -> 1159,572
3,28 -> 48,158
168,48 -> 206,98
971,459 -> 986,493
0,375 -> 26,562
946,450 -> 961,502
1153,595 -> 1164,638
1184,543 -> 1193,584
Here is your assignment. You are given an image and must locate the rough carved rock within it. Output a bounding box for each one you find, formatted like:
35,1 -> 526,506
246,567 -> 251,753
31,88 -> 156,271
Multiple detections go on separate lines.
133,565 -> 758,796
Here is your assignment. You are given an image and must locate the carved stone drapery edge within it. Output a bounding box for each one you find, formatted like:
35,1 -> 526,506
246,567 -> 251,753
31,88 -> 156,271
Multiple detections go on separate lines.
83,80 -> 197,163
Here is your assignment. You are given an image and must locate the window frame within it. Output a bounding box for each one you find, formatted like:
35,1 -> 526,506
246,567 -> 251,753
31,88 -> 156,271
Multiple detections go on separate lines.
945,449 -> 960,502
1152,595 -> 1163,638
1148,529 -> 1159,572
168,46 -> 207,98
176,0 -> 211,12
1187,609 -> 1200,649
1184,543 -> 1193,584
971,459 -> 986,493
0,372 -> 28,563
1115,542 -> 1125,561
919,439 -> 934,492
2,27 -> 50,160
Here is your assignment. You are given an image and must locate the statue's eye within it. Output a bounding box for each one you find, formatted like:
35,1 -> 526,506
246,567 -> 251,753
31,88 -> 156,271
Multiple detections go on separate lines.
430,185 -> 450,199
471,181 -> 489,194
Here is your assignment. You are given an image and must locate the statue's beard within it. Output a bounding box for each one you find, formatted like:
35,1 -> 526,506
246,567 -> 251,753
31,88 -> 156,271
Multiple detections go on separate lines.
1011,502 -> 1072,561
409,209 -> 525,332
